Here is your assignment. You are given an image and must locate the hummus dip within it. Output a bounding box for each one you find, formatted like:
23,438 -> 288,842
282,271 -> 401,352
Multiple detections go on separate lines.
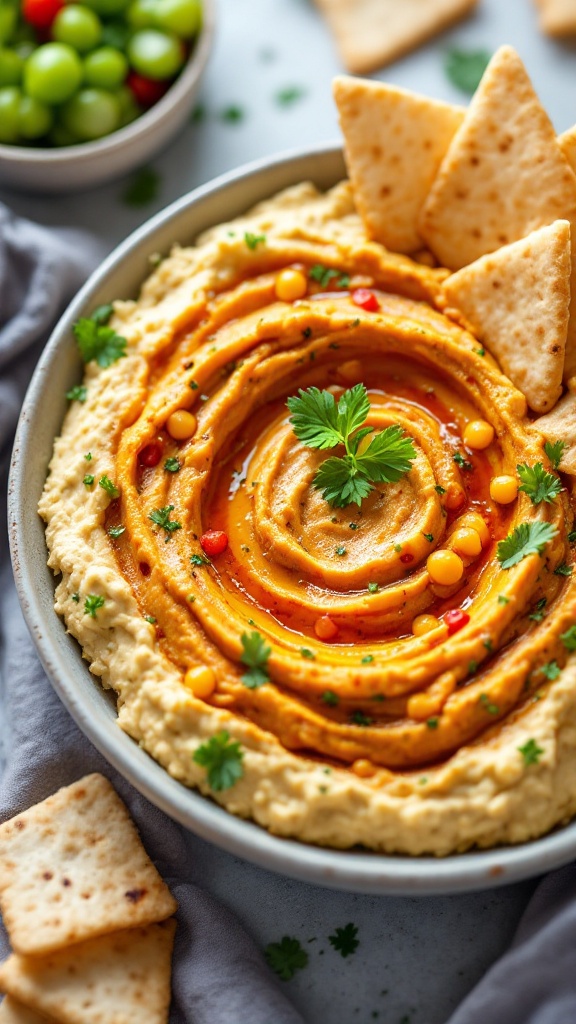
40,181 -> 576,855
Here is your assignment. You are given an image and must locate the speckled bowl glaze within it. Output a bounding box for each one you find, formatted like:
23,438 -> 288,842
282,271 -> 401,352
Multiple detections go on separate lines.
9,145 -> 576,894
0,0 -> 214,194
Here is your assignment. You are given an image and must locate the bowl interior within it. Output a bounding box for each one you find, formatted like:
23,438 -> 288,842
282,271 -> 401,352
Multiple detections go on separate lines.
10,144 -> 576,895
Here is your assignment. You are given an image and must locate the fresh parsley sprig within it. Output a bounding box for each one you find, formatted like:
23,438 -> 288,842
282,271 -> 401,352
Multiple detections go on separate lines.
497,521 -> 557,569
73,316 -> 127,368
287,384 -> 416,508
544,440 -> 567,470
265,937 -> 309,980
328,923 -> 359,958
517,463 -> 561,505
193,730 -> 244,791
149,505 -> 182,539
240,630 -> 271,688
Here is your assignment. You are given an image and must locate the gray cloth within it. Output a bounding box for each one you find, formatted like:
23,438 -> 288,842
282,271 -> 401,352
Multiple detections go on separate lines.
0,204 -> 304,1024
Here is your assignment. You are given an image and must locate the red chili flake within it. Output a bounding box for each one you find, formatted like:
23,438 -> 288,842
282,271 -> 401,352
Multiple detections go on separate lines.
351,288 -> 380,312
400,552 -> 414,564
200,530 -> 228,557
127,72 -> 170,108
138,442 -> 162,467
444,609 -> 470,635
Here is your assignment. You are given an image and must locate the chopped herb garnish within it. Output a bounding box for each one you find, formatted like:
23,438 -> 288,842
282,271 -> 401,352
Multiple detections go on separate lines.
220,104 -> 244,123
351,710 -> 372,726
190,552 -> 209,566
264,937 -> 308,981
190,102 -> 205,123
475,347 -> 485,356
144,615 -> 156,624
108,525 -> 125,538
422,532 -> 434,543
164,457 -> 181,473
483,637 -> 493,652
300,647 -> 315,659
394,543 -> 403,553
498,595 -> 510,605
275,85 -> 307,106
84,452 -> 92,461
322,690 -> 339,706
561,625 -> 576,651
569,530 -> 576,544
453,451 -> 473,471
83,474 -> 94,487
71,592 -> 80,603
518,738 -> 544,766
426,717 -> 439,729
479,693 -> 499,714
368,582 -> 379,593
528,597 -> 547,622
308,264 -> 349,289
84,594 -> 104,618
496,521 -> 557,569
468,660 -> 478,674
434,484 -> 446,495
517,462 -> 562,505
66,384 -> 87,402
544,439 -> 567,470
149,505 -> 182,538
554,562 -> 573,576
349,522 -> 359,530
240,630 -> 271,688
539,660 -> 561,681
122,166 -> 160,207
302,327 -> 312,339
193,730 -> 244,791
73,317 -> 127,369
99,474 -> 119,499
361,654 -> 374,664
244,232 -> 266,250
328,923 -> 359,958
287,383 -> 416,509
189,379 -> 199,390
444,46 -> 491,94
335,545 -> 347,556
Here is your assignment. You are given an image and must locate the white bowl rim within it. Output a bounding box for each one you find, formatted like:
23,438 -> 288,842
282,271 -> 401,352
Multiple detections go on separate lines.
0,0 -> 215,166
9,141 -> 576,896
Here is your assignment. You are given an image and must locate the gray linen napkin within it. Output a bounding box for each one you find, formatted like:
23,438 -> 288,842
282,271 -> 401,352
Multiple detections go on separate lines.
0,204 -> 305,1024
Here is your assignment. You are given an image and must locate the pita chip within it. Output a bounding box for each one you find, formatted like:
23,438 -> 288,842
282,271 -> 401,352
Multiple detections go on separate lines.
0,774 -> 177,956
535,382 -> 576,475
558,125 -> 576,174
537,0 -> 576,36
441,220 -> 571,413
315,0 -> 478,74
0,998 -> 56,1024
0,920 -> 176,1024
333,76 -> 464,253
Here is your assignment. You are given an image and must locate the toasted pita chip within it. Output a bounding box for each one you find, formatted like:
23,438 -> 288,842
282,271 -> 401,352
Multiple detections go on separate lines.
0,774 -> 177,956
442,221 -> 571,413
0,998 -> 55,1024
0,920 -> 175,1024
314,0 -> 478,74
535,382 -> 576,474
537,0 -> 576,35
333,76 -> 464,253
558,126 -> 576,173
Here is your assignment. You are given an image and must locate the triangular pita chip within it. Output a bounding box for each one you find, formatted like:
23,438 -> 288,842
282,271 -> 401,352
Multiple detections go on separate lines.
333,76 -> 464,253
535,381 -> 576,475
441,220 -> 571,413
0,920 -> 176,1024
0,998 -> 55,1024
0,774 -> 177,956
315,0 -> 478,74
537,0 -> 576,35
558,125 -> 576,173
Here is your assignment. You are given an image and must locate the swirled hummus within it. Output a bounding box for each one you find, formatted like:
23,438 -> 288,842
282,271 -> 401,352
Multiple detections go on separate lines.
38,178 -> 576,856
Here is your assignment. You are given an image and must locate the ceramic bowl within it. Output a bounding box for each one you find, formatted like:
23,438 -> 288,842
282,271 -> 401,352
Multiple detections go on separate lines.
10,144 -> 576,894
0,0 -> 214,194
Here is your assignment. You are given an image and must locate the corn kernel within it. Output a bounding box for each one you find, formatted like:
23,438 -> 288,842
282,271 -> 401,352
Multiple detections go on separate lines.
463,419 -> 494,450
412,613 -> 441,636
275,268 -> 308,302
490,475 -> 518,504
427,549 -> 464,586
184,665 -> 216,699
166,410 -> 197,440
450,527 -> 482,558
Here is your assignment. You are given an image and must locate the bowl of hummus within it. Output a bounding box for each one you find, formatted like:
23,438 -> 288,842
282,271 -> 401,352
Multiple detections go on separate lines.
10,48 -> 576,893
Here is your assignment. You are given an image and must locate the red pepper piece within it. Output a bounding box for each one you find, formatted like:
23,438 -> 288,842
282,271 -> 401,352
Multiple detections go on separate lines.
400,552 -> 414,564
444,609 -> 470,635
201,530 -> 228,557
351,288 -> 380,312
138,442 -> 163,467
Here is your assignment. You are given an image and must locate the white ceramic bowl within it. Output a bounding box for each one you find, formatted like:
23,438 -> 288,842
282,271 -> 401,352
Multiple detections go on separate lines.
10,144 -> 576,894
0,0 -> 214,194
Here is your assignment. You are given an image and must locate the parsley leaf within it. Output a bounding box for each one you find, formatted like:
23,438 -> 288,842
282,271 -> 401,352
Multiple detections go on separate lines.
453,451 -> 473,471
300,647 -> 315,659
122,166 -> 160,207
240,630 -> 271,688
554,562 -> 573,577
149,505 -> 182,537
164,457 -> 181,473
220,104 -> 244,123
539,660 -> 561,681
528,597 -> 547,622
193,730 -> 244,791
544,440 -> 567,469
190,552 -> 209,566
518,738 -> 544,766
90,303 -> 113,325
108,525 -> 126,538
329,923 -> 359,958
83,474 -> 94,487
351,710 -> 372,726
265,936 -> 308,980
444,47 -> 491,94
517,463 -> 561,504
84,594 -> 104,618
308,264 -> 348,289
99,474 -> 119,499
368,582 -> 379,593
244,232 -> 266,250
561,625 -> 576,651
322,690 -> 339,706
496,521 -> 557,569
287,384 -> 416,509
275,85 -> 307,106
73,318 -> 127,369
66,384 -> 87,403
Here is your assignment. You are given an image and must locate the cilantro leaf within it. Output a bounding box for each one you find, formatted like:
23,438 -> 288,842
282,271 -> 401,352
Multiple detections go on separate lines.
66,384 -> 87,403
287,386 -> 343,449
517,463 -> 561,504
355,425 -> 417,483
99,474 -> 119,499
518,738 -> 544,766
538,660 -> 561,681
73,318 -> 127,369
314,457 -> 374,508
328,923 -> 359,958
444,47 -> 491,94
453,451 -> 473,471
544,440 -> 567,470
190,552 -> 210,566
496,521 -> 558,569
122,166 -> 160,207
84,594 -> 104,618
83,474 -> 94,487
561,625 -> 576,651
265,936 -> 308,980
108,525 -> 126,538
240,630 -> 271,688
554,562 -> 573,577
149,505 -> 182,538
528,597 -> 547,622
193,730 -> 244,791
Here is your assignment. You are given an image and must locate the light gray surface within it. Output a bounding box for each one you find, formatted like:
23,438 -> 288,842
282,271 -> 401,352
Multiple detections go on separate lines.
2,0 -> 574,1020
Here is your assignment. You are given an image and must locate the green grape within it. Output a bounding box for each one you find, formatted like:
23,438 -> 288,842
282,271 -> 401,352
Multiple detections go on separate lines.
61,86 -> 121,139
126,0 -> 157,29
82,0 -> 130,15
24,43 -> 83,104
100,18 -> 130,49
83,46 -> 127,88
127,29 -> 184,80
18,94 -> 52,138
52,6 -> 102,54
0,85 -> 20,143
0,47 -> 23,85
0,5 -> 16,45
156,0 -> 201,39
115,82 -> 140,125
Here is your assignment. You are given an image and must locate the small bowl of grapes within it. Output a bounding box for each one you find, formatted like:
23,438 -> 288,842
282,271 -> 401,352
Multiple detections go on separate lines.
0,0 -> 214,192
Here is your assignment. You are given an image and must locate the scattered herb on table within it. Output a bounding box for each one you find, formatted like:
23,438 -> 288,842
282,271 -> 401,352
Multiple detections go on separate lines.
220,104 -> 245,123
275,85 -> 307,106
328,923 -> 359,958
264,936 -> 308,980
122,166 -> 160,207
240,630 -> 271,688
193,730 -> 244,791
517,463 -> 561,504
496,522 -> 557,569
444,47 -> 491,94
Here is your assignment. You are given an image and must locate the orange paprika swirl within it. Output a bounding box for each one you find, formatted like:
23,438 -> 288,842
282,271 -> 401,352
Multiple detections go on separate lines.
110,272 -> 575,771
